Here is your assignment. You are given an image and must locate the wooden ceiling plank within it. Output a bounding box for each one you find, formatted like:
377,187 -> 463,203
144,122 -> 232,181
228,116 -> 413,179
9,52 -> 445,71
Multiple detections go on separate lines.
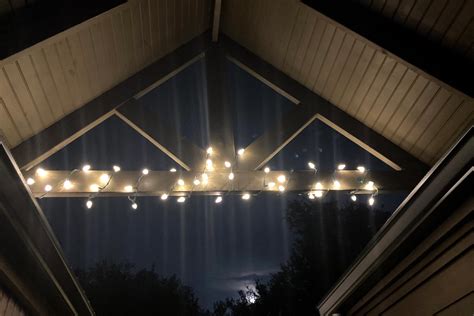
292,11 -> 317,82
416,0 -> 448,36
392,81 -> 440,145
441,0 -> 474,48
364,63 -> 408,126
346,50 -> 386,116
282,7 -> 307,76
392,0 -> 417,25
110,11 -> 129,82
405,0 -> 433,29
41,44 -> 75,114
130,2 -> 146,70
428,0 -> 465,41
140,0 -> 154,62
0,69 -> 34,139
322,33 -> 356,100
400,87 -> 451,149
77,27 -> 103,98
0,98 -> 22,146
149,0 -> 161,59
298,18 -> 326,85
329,40 -> 366,105
410,94 -> 463,157
315,28 -> 346,95
55,39 -> 83,108
102,17 -> 121,87
3,62 -> 45,134
356,56 -> 398,121
16,55 -> 55,127
339,45 -> 376,111
66,34 -> 94,103
305,23 -> 336,89
372,68 -> 418,131
121,8 -> 140,76
381,0 -> 401,18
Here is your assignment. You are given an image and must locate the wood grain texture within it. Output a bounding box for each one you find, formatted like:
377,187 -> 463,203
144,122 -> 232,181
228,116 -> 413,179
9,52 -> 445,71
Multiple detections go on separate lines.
0,0 -> 212,149
221,0 -> 474,165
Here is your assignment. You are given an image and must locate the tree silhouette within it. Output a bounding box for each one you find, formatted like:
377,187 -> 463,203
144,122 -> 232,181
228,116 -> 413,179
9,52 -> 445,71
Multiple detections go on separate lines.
212,199 -> 391,316
75,261 -> 207,316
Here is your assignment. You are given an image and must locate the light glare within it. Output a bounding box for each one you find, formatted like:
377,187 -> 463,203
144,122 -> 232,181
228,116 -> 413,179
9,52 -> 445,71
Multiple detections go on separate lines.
170,168 -> 177,173
193,179 -> 201,186
215,196 -> 223,204
113,165 -> 121,172
86,200 -> 93,209
224,161 -> 231,168
90,184 -> 99,192
36,168 -> 47,177
207,147 -> 213,155
142,168 -> 149,175
99,173 -> 110,183
264,167 -> 270,173
369,196 -> 375,206
82,165 -> 91,172
314,190 -> 323,198
337,164 -> 346,170
44,184 -> 52,192
267,182 -> 275,189
333,180 -> 341,189
351,194 -> 357,202
177,179 -> 185,186
26,177 -> 35,185
131,202 -> 138,210
242,193 -> 250,200
124,185 -> 133,192
278,185 -> 285,192
308,162 -> 316,170
237,148 -> 245,156
161,193 -> 168,200
228,172 -> 235,180
63,179 -> 73,190
177,196 -> 186,203
357,166 -> 366,173
277,175 -> 286,183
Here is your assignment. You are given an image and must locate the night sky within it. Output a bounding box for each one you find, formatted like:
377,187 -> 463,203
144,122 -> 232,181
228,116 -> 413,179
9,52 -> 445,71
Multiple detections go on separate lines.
37,58 -> 407,308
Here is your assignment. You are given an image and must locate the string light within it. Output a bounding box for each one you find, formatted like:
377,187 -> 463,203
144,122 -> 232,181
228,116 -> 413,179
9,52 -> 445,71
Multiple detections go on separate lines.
315,182 -> 323,190
206,159 -> 213,169
314,191 -> 323,198
215,196 -> 223,204
193,179 -> 201,186
113,165 -> 121,172
44,184 -> 52,192
308,162 -> 316,170
278,185 -> 285,192
333,180 -> 341,189
86,199 -> 93,209
337,164 -> 346,170
365,181 -> 375,191
82,164 -> 91,172
142,168 -> 149,175
351,194 -> 357,202
267,182 -> 275,189
131,202 -> 138,210
368,196 -> 375,206
124,185 -> 133,192
90,184 -> 100,192
308,193 -> 315,199
63,179 -> 73,190
100,173 -> 110,184
36,168 -> 47,177
26,177 -> 35,185
264,167 -> 270,173
207,147 -> 213,155
177,196 -> 186,203
177,179 -> 185,186
237,148 -> 245,156
224,161 -> 231,168
277,175 -> 286,183
170,168 -> 177,173
202,173 -> 209,184
357,166 -> 366,173
242,193 -> 250,200
228,172 -> 235,180
161,193 -> 168,200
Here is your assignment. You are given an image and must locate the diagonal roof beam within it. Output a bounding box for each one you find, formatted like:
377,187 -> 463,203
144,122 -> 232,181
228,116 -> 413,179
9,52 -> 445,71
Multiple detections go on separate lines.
221,36 -> 428,176
11,33 -> 211,171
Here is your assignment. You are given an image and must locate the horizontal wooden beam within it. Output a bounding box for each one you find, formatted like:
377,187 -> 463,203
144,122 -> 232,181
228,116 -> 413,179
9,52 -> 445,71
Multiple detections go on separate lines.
12,33 -> 212,171
23,169 -> 419,198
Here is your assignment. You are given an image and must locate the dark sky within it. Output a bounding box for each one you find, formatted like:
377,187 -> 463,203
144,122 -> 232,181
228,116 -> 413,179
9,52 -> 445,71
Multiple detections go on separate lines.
36,58 -> 407,308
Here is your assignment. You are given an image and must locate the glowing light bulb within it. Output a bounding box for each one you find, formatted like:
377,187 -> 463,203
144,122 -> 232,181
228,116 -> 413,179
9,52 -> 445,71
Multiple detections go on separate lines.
124,185 -> 133,192
242,193 -> 250,200
206,159 -> 213,169
82,164 -> 91,172
36,168 -> 47,177
131,202 -> 138,210
207,147 -> 213,155
142,168 -> 149,175
357,166 -> 366,173
224,161 -> 231,168
26,177 -> 35,185
315,182 -> 323,190
90,184 -> 99,192
202,173 -> 209,184
113,165 -> 121,172
170,168 -> 177,173
365,181 -> 375,191
337,164 -> 346,170
278,185 -> 285,192
215,196 -> 223,204
100,173 -> 110,184
44,184 -> 52,192
237,148 -> 245,156
267,182 -> 275,189
264,167 -> 270,174
228,172 -> 234,180
193,179 -> 201,186
308,193 -> 315,200
177,196 -> 186,203
86,200 -> 93,209
314,190 -> 323,198
308,162 -> 316,170
161,193 -> 168,200
277,175 -> 286,183
333,180 -> 341,189
369,196 -> 375,206
63,179 -> 73,190
177,179 -> 185,186
351,194 -> 357,202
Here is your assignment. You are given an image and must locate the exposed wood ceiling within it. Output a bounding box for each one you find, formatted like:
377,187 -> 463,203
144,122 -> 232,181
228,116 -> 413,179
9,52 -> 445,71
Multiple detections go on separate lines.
350,0 -> 474,62
221,0 -> 473,165
0,0 -> 472,167
0,0 -> 212,147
